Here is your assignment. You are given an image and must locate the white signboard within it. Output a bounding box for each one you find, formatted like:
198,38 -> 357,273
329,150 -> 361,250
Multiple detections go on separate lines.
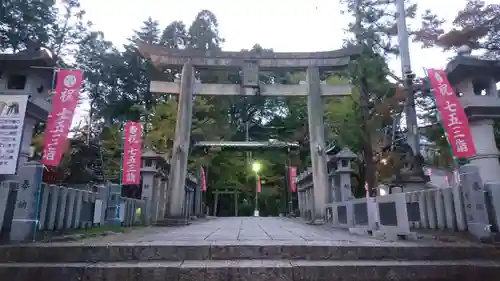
0,94 -> 28,175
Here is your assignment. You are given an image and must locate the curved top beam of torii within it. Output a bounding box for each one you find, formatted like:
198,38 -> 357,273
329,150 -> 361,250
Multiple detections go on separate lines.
137,41 -> 362,71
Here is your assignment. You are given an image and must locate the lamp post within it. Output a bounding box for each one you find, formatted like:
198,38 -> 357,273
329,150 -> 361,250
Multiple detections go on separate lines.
252,161 -> 261,217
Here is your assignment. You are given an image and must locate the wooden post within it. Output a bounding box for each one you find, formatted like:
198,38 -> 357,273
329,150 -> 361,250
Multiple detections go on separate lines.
167,62 -> 195,218
306,66 -> 329,224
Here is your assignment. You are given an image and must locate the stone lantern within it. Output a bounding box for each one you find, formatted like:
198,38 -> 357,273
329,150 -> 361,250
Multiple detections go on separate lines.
0,49 -> 56,242
140,149 -> 164,221
446,50 -> 500,183
334,147 -> 357,202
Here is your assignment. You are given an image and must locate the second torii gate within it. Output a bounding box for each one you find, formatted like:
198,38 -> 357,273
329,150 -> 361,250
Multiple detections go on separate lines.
138,43 -> 360,223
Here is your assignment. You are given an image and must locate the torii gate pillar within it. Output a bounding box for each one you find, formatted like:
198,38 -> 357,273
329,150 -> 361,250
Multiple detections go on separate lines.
168,62 -> 195,217
306,66 -> 329,223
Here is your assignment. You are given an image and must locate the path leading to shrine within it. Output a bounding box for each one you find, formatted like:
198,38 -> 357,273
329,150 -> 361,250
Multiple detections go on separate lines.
2,217 -> 500,280
92,217 -> 381,243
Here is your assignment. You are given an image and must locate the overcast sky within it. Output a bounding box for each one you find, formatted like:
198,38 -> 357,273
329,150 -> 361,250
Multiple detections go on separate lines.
73,0 -> 463,125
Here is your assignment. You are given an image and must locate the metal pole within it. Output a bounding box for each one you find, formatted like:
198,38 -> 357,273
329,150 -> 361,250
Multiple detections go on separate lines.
286,147 -> 292,215
354,0 -> 377,196
255,173 -> 259,216
396,0 -> 420,158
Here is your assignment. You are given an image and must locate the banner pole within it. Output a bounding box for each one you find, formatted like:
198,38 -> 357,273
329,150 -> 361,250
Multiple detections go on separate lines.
423,67 -> 467,189
33,67 -> 59,242
423,68 -> 459,167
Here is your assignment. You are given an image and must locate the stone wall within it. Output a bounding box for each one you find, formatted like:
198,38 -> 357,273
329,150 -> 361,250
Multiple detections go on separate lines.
0,181 -> 150,242
296,161 -> 500,242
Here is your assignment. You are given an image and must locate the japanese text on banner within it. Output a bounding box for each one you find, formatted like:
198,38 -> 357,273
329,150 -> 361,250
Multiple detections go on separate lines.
289,167 -> 297,192
41,69 -> 83,166
122,122 -> 142,185
201,167 -> 207,192
426,68 -> 476,158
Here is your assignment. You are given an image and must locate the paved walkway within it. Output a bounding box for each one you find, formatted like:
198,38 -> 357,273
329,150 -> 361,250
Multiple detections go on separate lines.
75,217 -> 474,246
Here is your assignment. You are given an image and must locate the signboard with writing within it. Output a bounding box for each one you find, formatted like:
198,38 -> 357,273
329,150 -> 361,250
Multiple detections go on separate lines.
459,164 -> 492,240
426,68 -> 476,158
41,69 -> 84,166
0,94 -> 28,174
122,122 -> 142,185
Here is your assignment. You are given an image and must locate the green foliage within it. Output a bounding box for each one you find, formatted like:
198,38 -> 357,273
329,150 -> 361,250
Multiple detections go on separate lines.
5,0 -> 471,209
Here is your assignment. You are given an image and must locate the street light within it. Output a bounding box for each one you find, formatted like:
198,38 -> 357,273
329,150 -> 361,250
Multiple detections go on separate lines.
252,162 -> 261,173
252,161 -> 261,217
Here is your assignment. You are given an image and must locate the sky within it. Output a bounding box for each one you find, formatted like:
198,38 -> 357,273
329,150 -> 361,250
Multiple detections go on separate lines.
73,0 -> 464,126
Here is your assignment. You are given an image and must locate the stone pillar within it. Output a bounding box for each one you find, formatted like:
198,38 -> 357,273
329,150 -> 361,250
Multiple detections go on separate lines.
140,171 -> 155,201
297,188 -> 302,217
153,176 -> 162,221
302,190 -> 306,219
194,167 -> 202,217
306,188 -> 313,221
468,119 -> 500,183
338,172 -> 353,201
167,62 -> 195,218
306,66 -> 329,223
158,177 -> 167,218
334,148 -> 357,201
459,165 -> 492,240
213,192 -> 219,216
9,163 -> 43,242
234,191 -> 238,217
455,78 -> 500,183
105,183 -> 121,226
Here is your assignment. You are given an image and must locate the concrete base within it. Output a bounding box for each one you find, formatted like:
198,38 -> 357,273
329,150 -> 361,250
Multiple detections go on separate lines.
2,237 -> 500,280
372,230 -> 418,241
306,218 -> 325,225
2,217 -> 500,280
154,216 -> 191,227
349,227 -> 373,236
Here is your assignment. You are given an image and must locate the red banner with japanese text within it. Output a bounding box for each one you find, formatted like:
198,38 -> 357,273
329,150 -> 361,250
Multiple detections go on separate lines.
41,69 -> 83,166
256,175 -> 261,193
289,167 -> 297,192
201,167 -> 207,192
122,122 -> 142,185
426,68 -> 476,158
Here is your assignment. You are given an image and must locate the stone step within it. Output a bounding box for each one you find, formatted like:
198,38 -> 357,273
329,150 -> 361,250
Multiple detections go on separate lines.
1,242 -> 500,262
1,260 -> 500,281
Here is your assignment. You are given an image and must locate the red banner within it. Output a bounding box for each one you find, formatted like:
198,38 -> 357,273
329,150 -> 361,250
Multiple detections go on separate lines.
256,175 -> 261,193
427,69 -> 476,158
289,167 -> 297,192
41,69 -> 83,166
201,167 -> 207,192
426,68 -> 476,158
122,122 -> 142,185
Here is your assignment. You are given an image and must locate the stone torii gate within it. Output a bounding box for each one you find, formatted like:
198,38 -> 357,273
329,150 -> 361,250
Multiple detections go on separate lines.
138,43 -> 360,223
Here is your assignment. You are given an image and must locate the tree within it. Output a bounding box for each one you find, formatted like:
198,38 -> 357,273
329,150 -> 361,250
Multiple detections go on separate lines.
416,0 -> 500,58
0,0 -> 56,52
414,0 -> 500,163
339,0 -> 446,192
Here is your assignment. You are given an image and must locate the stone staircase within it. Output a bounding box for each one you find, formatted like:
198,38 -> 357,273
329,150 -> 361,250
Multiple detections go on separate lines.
1,241 -> 500,280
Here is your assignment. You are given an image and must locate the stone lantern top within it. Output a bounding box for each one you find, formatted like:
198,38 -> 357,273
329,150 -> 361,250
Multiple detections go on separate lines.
445,52 -> 500,121
334,147 -> 356,173
446,53 -> 500,86
141,149 -> 162,159
0,48 -> 57,122
334,147 -> 357,160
